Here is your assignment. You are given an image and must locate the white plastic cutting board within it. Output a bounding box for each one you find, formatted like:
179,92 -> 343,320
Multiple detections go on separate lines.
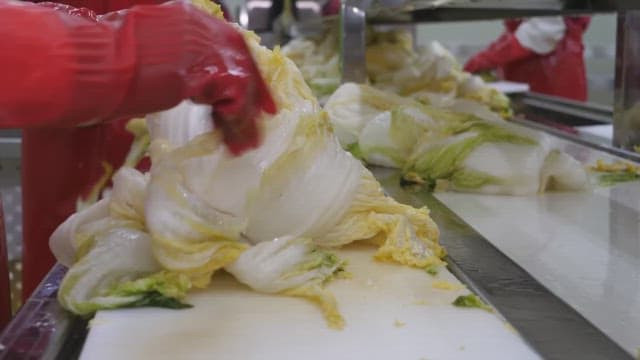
80,245 -> 539,360
436,182 -> 640,355
434,137 -> 640,355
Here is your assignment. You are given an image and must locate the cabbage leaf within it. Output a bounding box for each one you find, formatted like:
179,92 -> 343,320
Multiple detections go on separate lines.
226,237 -> 346,328
326,83 -> 588,195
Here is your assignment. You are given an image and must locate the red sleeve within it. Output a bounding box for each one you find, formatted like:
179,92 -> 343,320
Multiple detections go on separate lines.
567,16 -> 591,33
0,0 -> 136,128
30,0 -> 164,13
30,0 -> 233,19
464,31 -> 534,73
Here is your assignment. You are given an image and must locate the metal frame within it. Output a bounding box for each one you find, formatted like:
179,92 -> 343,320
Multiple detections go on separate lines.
613,10 -> 640,150
340,0 -> 369,83
337,0 -> 640,151
0,265 -> 86,360
515,92 -> 613,125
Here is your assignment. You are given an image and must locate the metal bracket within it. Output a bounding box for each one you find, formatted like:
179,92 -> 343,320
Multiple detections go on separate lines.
613,10 -> 640,151
340,0 -> 369,83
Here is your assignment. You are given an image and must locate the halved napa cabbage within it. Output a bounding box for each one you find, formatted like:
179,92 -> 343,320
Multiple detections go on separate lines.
378,42 -> 512,118
281,32 -> 341,103
325,83 -> 587,195
282,28 -> 511,117
50,25 -> 442,328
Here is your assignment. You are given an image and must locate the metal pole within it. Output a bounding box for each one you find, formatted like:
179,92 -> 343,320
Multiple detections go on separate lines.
340,0 -> 368,83
613,10 -> 640,151
0,195 -> 9,331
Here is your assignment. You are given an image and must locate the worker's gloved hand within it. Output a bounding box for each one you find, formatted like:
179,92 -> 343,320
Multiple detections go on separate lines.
0,0 -> 276,155
463,32 -> 533,73
106,2 -> 276,154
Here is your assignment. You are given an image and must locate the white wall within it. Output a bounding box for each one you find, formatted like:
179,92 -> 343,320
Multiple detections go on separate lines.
225,0 -> 245,19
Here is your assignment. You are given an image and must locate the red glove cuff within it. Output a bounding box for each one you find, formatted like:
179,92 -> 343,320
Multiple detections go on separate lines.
464,32 -> 533,73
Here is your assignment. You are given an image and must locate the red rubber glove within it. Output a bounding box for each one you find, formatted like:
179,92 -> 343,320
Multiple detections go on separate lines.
37,0 -> 232,20
0,0 -> 276,155
463,32 -> 534,74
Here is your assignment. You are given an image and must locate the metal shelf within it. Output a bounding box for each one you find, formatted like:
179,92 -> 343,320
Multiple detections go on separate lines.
363,0 -> 639,23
